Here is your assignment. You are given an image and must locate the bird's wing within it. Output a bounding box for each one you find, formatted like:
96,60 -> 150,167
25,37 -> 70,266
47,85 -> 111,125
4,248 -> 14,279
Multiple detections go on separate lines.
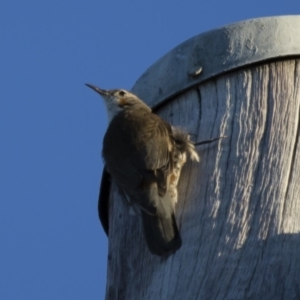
133,112 -> 174,195
138,115 -> 172,166
103,109 -> 174,215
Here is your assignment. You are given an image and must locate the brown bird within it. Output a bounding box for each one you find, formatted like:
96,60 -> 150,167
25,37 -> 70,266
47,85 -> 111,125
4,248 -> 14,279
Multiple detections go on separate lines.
86,84 -> 199,256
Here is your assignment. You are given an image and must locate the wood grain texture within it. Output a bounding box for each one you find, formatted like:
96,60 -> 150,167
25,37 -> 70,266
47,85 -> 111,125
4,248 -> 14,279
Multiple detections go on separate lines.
105,59 -> 300,300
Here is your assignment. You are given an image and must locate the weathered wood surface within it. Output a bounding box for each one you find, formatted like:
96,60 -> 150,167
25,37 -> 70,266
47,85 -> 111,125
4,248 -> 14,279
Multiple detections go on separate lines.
105,59 -> 300,300
131,16 -> 300,108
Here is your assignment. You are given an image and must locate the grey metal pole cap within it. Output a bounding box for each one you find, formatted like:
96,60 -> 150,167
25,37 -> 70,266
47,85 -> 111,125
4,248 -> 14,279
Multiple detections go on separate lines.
131,15 -> 300,108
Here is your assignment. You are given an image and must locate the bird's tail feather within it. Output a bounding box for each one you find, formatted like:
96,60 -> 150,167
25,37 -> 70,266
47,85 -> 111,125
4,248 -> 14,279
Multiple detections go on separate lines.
141,211 -> 182,256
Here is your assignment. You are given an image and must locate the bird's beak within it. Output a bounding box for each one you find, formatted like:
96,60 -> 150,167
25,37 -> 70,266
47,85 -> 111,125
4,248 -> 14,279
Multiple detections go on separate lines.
85,83 -> 109,96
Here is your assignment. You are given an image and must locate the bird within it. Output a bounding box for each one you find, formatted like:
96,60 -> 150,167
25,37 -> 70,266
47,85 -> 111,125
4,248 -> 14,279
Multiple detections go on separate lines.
86,84 -> 200,256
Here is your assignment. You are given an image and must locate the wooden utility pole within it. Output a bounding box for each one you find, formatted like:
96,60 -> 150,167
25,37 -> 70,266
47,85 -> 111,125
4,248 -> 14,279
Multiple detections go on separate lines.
104,16 -> 300,300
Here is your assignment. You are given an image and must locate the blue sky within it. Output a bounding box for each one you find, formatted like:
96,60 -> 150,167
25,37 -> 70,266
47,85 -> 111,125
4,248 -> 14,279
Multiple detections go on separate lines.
1,1 -> 300,299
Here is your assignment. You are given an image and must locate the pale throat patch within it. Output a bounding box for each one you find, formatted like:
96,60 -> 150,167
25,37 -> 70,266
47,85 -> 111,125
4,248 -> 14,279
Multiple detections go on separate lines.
104,100 -> 122,123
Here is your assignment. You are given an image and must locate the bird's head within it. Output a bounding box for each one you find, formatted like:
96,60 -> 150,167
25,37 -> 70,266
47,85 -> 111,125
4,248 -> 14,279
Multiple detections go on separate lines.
85,84 -> 151,122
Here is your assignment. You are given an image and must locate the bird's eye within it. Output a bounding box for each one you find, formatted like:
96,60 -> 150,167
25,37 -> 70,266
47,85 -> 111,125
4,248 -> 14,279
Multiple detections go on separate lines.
118,91 -> 126,96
